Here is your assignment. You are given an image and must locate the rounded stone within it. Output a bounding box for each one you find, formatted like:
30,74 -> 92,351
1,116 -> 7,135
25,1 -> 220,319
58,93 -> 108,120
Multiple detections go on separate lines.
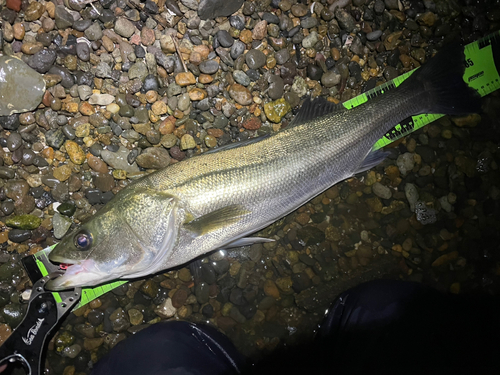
6,132 -> 22,151
1,56 -> 46,116
135,147 -> 171,169
216,30 -> 234,47
199,60 -> 220,75
228,84 -> 252,105
114,18 -> 136,38
245,49 -> 266,69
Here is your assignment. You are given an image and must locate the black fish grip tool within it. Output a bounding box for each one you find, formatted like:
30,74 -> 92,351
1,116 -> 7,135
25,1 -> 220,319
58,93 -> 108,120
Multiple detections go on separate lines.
0,271 -> 81,375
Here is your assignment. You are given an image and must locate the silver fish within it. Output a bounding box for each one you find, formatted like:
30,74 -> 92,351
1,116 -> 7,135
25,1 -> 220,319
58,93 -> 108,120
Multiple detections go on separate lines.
46,44 -> 480,290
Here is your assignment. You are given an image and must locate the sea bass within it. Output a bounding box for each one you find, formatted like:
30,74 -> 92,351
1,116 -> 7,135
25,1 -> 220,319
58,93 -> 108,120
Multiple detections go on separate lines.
46,44 -> 480,290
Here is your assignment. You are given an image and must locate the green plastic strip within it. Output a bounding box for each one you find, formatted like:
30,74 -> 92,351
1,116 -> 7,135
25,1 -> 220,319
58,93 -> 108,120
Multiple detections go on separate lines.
32,246 -> 126,311
341,31 -> 500,150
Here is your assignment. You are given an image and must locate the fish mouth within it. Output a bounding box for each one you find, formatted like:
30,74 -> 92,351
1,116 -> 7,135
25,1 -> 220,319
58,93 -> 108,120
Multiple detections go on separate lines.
45,259 -> 108,291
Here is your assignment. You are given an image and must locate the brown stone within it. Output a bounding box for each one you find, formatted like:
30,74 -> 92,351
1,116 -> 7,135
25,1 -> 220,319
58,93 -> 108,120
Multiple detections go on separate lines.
62,102 -> 79,113
79,102 -> 96,116
188,88 -> 207,101
159,117 -> 176,134
152,100 -> 168,115
13,23 -> 25,40
42,91 -> 53,107
399,54 -> 419,69
6,0 -> 21,12
132,123 -> 152,135
41,147 -> 54,160
45,1 -> 55,17
252,20 -> 267,40
193,44 -> 210,59
140,27 -> 155,46
175,72 -> 196,86
44,74 -> 62,88
189,51 -> 202,65
416,11 -> 437,27
263,279 -> 280,299
207,128 -> 223,137
145,90 -> 158,103
171,288 -> 188,308
239,29 -> 253,44
198,74 -> 213,84
87,154 -> 108,173
295,212 -> 310,225
21,42 -> 43,55
93,173 -> 115,192
42,18 -> 55,32
53,165 -> 72,182
173,109 -> 184,119
2,22 -> 13,42
432,251 -> 458,267
228,84 -> 252,106
331,47 -> 340,61
64,55 -> 78,70
384,31 -> 403,51
65,141 -> 86,165
101,35 -> 115,52
291,3 -> 308,17
24,1 -> 45,21
242,116 -> 261,130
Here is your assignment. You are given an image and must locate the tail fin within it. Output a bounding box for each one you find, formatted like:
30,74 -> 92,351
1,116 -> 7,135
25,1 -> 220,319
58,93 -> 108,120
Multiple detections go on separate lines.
401,43 -> 482,115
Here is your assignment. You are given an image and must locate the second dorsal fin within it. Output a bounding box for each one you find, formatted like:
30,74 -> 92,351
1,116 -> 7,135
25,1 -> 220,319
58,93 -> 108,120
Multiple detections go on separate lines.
288,96 -> 345,128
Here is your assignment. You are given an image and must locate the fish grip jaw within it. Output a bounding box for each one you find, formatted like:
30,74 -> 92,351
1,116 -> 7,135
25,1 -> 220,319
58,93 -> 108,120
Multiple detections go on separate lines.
0,273 -> 81,375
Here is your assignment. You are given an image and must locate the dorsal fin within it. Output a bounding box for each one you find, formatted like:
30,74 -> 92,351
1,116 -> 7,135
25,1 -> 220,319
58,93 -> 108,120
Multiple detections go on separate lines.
288,96 -> 345,128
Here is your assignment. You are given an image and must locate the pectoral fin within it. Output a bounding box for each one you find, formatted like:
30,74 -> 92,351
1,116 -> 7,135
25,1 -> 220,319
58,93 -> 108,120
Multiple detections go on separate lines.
184,205 -> 251,235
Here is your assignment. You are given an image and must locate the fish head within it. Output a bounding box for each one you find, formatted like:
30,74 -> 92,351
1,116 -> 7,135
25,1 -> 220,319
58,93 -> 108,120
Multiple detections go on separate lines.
46,188 -> 181,290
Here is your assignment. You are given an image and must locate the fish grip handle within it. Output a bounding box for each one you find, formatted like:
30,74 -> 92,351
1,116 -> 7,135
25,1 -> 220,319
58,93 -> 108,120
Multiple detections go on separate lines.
0,274 -> 81,375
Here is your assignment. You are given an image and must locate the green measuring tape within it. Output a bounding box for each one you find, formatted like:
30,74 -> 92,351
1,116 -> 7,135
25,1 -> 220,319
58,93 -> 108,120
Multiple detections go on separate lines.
343,30 -> 500,150
29,31 -> 500,310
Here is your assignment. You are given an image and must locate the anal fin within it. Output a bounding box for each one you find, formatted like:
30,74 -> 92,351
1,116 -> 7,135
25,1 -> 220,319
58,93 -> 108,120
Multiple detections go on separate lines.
225,237 -> 274,248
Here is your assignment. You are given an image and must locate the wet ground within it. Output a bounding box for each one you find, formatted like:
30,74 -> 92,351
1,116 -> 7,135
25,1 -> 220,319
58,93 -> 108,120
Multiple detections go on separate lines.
0,0 -> 500,373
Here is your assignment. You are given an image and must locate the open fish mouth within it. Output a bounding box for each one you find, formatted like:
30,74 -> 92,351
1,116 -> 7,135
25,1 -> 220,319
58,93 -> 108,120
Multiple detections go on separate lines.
45,258 -> 108,291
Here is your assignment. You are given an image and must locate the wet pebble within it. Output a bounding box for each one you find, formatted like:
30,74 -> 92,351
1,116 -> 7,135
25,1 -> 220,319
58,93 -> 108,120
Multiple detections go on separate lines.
372,182 -> 392,199
216,30 -> 234,47
6,215 -> 41,230
367,30 -> 383,41
245,49 -> 266,69
397,152 -> 415,175
230,41 -> 245,59
8,229 -> 31,243
233,70 -> 251,86
155,298 -> 176,318
229,84 -> 252,106
195,282 -> 210,304
135,147 -> 171,169
321,71 -> 341,88
6,133 -> 22,151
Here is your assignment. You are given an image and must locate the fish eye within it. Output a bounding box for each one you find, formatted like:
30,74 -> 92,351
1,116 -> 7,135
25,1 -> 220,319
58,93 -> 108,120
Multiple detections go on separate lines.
74,230 -> 93,251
